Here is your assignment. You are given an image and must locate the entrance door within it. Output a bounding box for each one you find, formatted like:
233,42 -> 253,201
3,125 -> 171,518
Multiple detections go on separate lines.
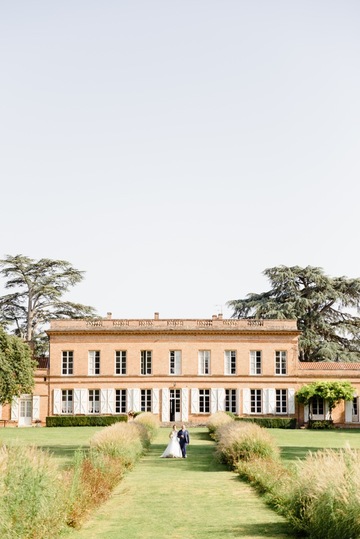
170,389 -> 181,422
352,397 -> 359,422
19,398 -> 32,427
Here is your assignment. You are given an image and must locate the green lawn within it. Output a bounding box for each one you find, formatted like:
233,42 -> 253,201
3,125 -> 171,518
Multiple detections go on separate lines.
0,426 -> 102,467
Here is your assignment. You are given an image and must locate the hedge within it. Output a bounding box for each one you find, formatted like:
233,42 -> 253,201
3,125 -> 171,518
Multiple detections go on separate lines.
46,415 -> 128,427
237,417 -> 297,429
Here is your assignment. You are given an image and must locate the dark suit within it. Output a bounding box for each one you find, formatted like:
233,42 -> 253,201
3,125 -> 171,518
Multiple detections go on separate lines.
177,428 -> 190,458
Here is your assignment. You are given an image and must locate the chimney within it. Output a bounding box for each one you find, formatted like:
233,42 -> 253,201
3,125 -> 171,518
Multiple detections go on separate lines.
154,312 -> 159,320
218,313 -> 223,320
212,314 -> 218,320
106,312 -> 112,319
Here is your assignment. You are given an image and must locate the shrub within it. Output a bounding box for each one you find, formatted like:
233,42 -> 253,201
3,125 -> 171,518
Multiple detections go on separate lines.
0,445 -> 68,539
46,415 -> 127,427
280,447 -> 360,539
206,411 -> 234,440
90,422 -> 144,468
133,412 -> 160,441
308,419 -> 334,430
216,422 -> 279,468
238,417 -> 297,429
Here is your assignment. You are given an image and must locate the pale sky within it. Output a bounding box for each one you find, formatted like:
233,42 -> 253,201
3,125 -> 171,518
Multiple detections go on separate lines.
1,1 -> 359,320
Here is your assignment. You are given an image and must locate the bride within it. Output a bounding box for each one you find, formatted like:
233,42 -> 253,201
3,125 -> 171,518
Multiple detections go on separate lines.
161,425 -> 182,458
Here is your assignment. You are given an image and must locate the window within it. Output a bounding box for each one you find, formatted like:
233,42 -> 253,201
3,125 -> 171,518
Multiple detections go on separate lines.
250,351 -> 262,375
311,397 -> 324,416
88,351 -> 100,375
61,390 -> 73,414
198,351 -> 210,375
276,389 -> 287,414
141,351 -> 152,375
62,351 -> 73,375
250,389 -> 262,413
115,389 -> 127,413
115,351 -> 127,375
224,351 -> 236,375
141,389 -> 152,412
275,351 -> 287,375
169,351 -> 181,375
226,389 -> 237,413
199,389 -> 210,413
88,389 -> 100,414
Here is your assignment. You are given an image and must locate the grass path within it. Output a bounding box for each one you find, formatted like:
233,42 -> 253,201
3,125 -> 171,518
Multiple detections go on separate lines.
67,427 -> 293,539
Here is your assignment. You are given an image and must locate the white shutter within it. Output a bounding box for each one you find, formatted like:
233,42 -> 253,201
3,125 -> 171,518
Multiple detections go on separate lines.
181,388 -> 189,421
32,396 -> 40,420
218,388 -> 226,412
175,351 -> 181,375
191,388 -> 199,414
304,404 -> 309,422
80,389 -> 88,414
267,389 -> 276,414
107,389 -> 115,414
152,388 -> 159,414
345,400 -> 353,423
325,401 -> 330,420
236,389 -> 240,415
224,352 -> 230,375
288,388 -> 295,414
243,389 -> 250,414
162,388 -> 169,422
74,389 -> 81,414
210,388 -> 218,413
11,397 -> 19,420
100,389 -> 108,414
131,389 -> 140,412
53,390 -> 61,415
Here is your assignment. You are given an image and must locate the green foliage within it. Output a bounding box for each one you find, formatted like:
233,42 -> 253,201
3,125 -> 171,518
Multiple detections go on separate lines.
296,380 -> 355,416
0,327 -> 36,405
228,265 -> 360,361
308,420 -> 334,430
0,254 -> 96,352
46,415 -> 127,427
238,417 -> 297,429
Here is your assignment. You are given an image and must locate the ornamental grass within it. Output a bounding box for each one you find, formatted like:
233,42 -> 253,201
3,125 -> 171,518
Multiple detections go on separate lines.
90,421 -> 144,468
215,421 -> 280,469
0,444 -> 67,539
281,447 -> 360,539
206,411 -> 234,440
133,411 -> 160,441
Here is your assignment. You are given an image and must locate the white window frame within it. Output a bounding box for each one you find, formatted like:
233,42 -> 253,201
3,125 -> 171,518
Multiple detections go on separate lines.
115,350 -> 127,375
88,389 -> 100,414
169,350 -> 181,375
275,351 -> 287,375
250,351 -> 262,375
225,389 -> 237,413
198,351 -> 210,375
199,389 -> 210,413
250,389 -> 262,413
61,389 -> 73,414
141,389 -> 152,412
115,389 -> 127,414
141,350 -> 152,375
88,351 -> 100,375
224,350 -> 236,375
62,351 -> 73,375
276,389 -> 287,414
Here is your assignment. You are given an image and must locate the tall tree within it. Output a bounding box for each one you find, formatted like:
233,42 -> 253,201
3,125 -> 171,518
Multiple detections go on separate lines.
0,255 -> 96,351
228,265 -> 360,361
0,327 -> 36,405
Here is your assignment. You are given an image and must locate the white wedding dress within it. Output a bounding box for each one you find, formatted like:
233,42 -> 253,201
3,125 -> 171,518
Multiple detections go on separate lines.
161,431 -> 182,458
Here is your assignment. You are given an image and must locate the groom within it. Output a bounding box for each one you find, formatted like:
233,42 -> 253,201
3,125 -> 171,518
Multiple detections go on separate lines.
177,424 -> 190,458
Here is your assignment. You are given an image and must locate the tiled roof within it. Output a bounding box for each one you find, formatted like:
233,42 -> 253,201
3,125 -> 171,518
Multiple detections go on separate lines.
299,362 -> 360,370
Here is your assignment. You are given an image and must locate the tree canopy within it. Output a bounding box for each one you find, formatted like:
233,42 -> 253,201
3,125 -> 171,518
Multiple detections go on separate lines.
228,265 -> 360,361
0,254 -> 96,353
296,381 -> 355,418
0,327 -> 36,405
